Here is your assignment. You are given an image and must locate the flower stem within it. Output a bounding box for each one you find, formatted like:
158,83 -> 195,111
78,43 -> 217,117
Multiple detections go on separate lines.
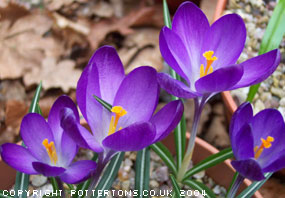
55,177 -> 65,198
86,152 -> 113,198
176,97 -> 206,182
226,174 -> 244,198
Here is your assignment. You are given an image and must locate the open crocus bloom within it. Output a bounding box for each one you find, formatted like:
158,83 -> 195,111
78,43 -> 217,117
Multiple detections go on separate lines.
158,2 -> 280,99
0,96 -> 97,184
60,46 -> 183,157
230,102 -> 285,181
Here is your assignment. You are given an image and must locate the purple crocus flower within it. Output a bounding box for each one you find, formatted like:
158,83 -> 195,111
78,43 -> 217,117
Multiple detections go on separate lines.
60,46 -> 184,158
230,102 -> 285,181
158,2 -> 280,99
0,96 -> 97,184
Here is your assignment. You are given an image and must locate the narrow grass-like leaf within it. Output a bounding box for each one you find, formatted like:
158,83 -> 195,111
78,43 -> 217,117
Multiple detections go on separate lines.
236,172 -> 272,198
14,82 -> 42,198
92,152 -> 125,198
170,174 -> 181,198
163,0 -> 186,171
183,179 -> 216,198
183,148 -> 233,180
49,177 -> 60,198
93,95 -> 112,111
150,142 -> 177,175
134,147 -> 150,198
226,172 -> 239,197
247,0 -> 285,102
0,190 -> 14,198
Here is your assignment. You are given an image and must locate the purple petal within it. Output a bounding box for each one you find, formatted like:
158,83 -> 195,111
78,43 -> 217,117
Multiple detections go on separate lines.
1,143 -> 38,174
231,49 -> 281,89
58,132 -> 78,167
32,162 -> 65,177
159,27 -> 192,83
151,100 -> 184,142
251,109 -> 285,168
60,108 -> 103,152
77,46 -> 124,141
60,160 -> 97,184
262,151 -> 285,172
231,159 -> 265,181
200,14 -> 246,69
172,2 -> 210,81
230,123 -> 254,160
195,65 -> 243,94
20,113 -> 54,163
230,102 -> 254,158
102,122 -> 156,151
113,67 -> 159,127
48,95 -> 79,148
157,73 -> 200,98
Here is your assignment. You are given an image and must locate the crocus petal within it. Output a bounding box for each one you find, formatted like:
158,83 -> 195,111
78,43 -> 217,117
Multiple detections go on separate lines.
195,65 -> 243,94
151,100 -> 184,142
262,151 -> 285,173
172,2 -> 210,81
230,102 -> 253,156
77,46 -> 124,141
157,73 -> 200,98
60,160 -> 97,184
200,14 -> 246,69
60,108 -> 103,152
231,49 -> 281,89
231,123 -> 254,160
58,132 -> 78,167
251,109 -> 285,167
159,27 -> 192,83
20,113 -> 54,163
1,143 -> 38,174
113,67 -> 159,127
231,159 -> 265,181
48,95 -> 79,147
102,122 -> 156,151
32,162 -> 65,177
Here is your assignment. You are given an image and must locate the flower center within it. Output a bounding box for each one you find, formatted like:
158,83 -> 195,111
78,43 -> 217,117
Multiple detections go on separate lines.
108,106 -> 127,136
200,51 -> 217,77
254,136 -> 274,159
42,139 -> 58,165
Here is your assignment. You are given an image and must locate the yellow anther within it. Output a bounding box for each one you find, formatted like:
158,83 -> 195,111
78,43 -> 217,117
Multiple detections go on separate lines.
108,106 -> 127,136
42,139 -> 58,165
200,50 -> 217,77
254,136 -> 274,159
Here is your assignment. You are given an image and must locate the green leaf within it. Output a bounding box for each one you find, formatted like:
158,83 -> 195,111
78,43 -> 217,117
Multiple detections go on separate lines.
163,0 -> 186,171
0,190 -> 14,198
183,179 -> 216,198
170,174 -> 181,198
92,152 -> 125,198
226,172 -> 239,197
93,95 -> 112,111
134,147 -> 150,198
247,0 -> 285,102
49,177 -> 60,198
150,142 -> 177,175
14,83 -> 42,198
163,0 -> 172,29
236,172 -> 272,198
183,148 -> 233,181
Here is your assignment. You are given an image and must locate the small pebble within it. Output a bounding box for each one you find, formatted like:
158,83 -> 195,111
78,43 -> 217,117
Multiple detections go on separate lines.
31,175 -> 47,187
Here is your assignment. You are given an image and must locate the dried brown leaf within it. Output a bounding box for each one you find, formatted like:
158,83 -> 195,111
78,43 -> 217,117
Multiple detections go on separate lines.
23,57 -> 81,92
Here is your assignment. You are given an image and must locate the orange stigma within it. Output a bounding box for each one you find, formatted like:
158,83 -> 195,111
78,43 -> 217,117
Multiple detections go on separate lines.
42,139 -> 58,165
108,106 -> 127,135
254,136 -> 274,159
200,51 -> 217,77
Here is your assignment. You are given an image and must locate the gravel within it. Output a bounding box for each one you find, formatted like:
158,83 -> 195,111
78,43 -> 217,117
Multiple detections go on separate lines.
226,0 -> 285,118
